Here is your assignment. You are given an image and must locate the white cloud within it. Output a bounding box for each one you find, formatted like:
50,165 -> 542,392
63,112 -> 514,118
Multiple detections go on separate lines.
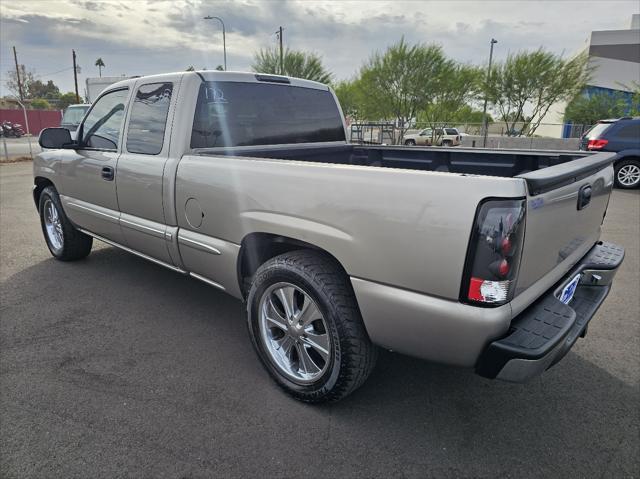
1,0 -> 638,95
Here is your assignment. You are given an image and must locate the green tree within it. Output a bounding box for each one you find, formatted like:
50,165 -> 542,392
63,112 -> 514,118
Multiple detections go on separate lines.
417,64 -> 483,133
621,81 -> 640,116
486,49 -> 590,136
215,65 -> 224,71
333,79 -> 366,122
252,48 -> 332,83
4,65 -> 36,99
186,66 -> 196,71
95,58 -> 105,77
58,92 -> 79,110
27,80 -> 60,100
564,92 -> 629,126
30,98 -> 51,110
356,38 -> 454,139
450,105 -> 492,124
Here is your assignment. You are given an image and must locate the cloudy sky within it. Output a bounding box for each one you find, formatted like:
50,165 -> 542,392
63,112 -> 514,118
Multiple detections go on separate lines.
1,0 -> 638,97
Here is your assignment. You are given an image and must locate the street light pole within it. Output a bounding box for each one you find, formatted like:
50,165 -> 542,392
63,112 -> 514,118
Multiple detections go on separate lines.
482,38 -> 497,147
203,15 -> 227,71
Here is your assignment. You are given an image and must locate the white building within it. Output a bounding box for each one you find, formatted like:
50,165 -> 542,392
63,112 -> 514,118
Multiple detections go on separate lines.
536,14 -> 640,138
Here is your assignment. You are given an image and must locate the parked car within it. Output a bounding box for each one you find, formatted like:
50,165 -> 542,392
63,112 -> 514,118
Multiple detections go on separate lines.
60,104 -> 91,132
34,71 -> 623,403
404,127 -> 461,146
580,117 -> 640,189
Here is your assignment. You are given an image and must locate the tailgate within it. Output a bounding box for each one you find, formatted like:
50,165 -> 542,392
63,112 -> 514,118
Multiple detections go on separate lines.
514,153 -> 616,296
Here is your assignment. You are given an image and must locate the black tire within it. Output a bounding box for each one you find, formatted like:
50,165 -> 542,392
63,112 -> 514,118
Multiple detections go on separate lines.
38,186 -> 93,261
246,250 -> 377,403
442,140 -> 452,147
614,158 -> 640,189
404,139 -> 415,146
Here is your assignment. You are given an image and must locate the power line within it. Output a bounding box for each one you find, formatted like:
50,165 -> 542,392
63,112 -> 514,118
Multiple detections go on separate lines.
35,66 -> 75,79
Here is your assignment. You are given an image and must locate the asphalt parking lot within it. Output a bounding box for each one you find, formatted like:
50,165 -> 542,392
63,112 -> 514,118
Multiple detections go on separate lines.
0,137 -> 40,161
1,161 -> 638,478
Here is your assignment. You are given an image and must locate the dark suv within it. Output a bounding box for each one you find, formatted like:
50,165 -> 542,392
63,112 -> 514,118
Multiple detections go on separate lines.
580,117 -> 640,189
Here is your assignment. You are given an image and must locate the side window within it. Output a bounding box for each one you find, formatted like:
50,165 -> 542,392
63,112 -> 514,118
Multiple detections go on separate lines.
126,82 -> 173,155
616,124 -> 640,140
81,89 -> 128,150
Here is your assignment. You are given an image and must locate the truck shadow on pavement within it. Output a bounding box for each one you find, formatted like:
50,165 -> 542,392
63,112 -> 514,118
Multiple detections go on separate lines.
2,245 -> 638,478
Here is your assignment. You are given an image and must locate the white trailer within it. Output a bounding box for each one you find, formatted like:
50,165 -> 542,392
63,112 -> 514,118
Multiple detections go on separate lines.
85,76 -> 136,103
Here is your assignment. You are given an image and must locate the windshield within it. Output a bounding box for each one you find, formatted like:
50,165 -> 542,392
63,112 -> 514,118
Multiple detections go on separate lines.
62,105 -> 90,125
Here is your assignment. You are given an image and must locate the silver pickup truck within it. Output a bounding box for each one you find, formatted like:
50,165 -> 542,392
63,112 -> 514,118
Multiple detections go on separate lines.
34,71 -> 624,402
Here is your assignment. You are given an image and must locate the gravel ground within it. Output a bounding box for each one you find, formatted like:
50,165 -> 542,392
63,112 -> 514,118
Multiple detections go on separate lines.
1,162 -> 638,478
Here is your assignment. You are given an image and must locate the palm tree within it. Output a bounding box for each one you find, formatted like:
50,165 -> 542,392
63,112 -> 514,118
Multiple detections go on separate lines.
95,58 -> 105,77
251,48 -> 333,84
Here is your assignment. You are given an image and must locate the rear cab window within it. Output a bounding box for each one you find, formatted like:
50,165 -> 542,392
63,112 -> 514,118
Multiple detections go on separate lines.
445,128 -> 458,135
191,81 -> 345,148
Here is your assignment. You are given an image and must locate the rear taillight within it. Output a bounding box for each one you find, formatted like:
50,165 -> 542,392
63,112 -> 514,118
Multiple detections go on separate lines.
587,139 -> 608,150
461,199 -> 526,306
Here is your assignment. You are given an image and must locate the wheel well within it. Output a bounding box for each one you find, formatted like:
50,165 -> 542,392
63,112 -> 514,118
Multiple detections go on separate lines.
33,177 -> 54,209
237,233 -> 346,298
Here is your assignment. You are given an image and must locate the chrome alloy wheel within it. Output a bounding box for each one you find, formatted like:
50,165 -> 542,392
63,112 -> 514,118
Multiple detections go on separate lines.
617,164 -> 640,187
43,199 -> 64,252
258,282 -> 331,384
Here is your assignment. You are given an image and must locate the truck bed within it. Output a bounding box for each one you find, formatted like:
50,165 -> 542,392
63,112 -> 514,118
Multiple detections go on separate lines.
194,144 -> 613,194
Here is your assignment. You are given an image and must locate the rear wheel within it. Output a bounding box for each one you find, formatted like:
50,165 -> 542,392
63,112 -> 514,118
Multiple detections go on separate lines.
404,139 -> 415,146
39,186 -> 93,261
614,159 -> 640,189
246,250 -> 377,403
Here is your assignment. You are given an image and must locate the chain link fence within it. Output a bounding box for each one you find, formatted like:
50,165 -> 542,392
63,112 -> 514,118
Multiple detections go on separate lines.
348,120 -> 594,147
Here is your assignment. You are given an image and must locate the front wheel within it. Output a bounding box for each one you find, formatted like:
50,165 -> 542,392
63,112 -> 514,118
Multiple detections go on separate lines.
246,250 -> 377,403
39,186 -> 93,261
404,139 -> 415,146
614,159 -> 640,189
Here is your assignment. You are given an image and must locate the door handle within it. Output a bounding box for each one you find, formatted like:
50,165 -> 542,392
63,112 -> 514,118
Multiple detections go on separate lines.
101,166 -> 114,181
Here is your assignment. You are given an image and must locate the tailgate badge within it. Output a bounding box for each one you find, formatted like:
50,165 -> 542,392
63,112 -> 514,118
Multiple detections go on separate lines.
577,184 -> 592,210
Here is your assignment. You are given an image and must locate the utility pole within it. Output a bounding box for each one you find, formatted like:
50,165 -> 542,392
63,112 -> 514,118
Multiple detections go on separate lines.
278,26 -> 284,75
13,46 -> 24,101
482,38 -> 498,147
72,50 -> 80,103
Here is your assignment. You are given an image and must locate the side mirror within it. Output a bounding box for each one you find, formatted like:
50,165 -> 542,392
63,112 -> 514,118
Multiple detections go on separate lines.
39,128 -> 74,149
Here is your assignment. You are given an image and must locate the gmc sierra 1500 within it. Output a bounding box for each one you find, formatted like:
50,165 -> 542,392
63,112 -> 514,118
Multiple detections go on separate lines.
34,71 -> 624,402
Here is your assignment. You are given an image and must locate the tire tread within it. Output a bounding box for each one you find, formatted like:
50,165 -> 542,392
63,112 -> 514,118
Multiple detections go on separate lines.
248,250 -> 377,403
39,186 -> 92,261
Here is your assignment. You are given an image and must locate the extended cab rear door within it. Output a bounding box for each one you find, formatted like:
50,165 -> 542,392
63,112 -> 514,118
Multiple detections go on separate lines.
116,75 -> 182,265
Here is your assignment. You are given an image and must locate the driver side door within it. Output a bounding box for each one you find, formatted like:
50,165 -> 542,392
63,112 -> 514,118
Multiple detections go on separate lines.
59,88 -> 130,245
